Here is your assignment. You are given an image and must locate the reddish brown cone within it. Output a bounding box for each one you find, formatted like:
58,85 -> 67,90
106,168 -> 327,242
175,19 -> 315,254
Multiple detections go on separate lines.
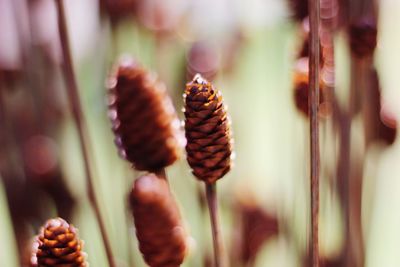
130,174 -> 188,267
33,218 -> 87,267
183,74 -> 233,184
108,57 -> 183,172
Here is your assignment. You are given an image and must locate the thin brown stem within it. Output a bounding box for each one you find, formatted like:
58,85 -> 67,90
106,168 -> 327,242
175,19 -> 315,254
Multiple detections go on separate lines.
308,0 -> 320,266
55,1 -> 116,267
206,182 -> 226,267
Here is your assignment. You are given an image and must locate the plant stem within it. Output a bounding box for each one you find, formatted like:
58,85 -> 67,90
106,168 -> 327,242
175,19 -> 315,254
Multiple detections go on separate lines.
206,182 -> 225,267
55,1 -> 116,267
308,0 -> 320,266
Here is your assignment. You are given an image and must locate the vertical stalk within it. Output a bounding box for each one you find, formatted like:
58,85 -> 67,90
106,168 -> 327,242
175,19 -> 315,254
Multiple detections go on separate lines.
55,1 -> 116,267
206,182 -> 225,267
308,0 -> 320,266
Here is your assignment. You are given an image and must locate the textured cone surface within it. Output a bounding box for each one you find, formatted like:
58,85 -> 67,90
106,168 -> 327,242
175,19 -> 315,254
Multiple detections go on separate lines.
108,58 -> 183,171
34,217 -> 87,267
130,174 -> 188,267
184,74 -> 232,183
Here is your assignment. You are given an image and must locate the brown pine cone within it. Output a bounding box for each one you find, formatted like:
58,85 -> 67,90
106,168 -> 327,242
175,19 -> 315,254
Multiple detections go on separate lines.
129,174 -> 188,267
108,57 -> 184,172
183,74 -> 233,184
349,17 -> 377,58
33,217 -> 87,267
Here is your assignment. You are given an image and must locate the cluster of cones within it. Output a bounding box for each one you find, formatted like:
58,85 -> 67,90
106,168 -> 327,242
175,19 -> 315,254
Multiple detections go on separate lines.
108,57 -> 233,266
30,55 -> 233,266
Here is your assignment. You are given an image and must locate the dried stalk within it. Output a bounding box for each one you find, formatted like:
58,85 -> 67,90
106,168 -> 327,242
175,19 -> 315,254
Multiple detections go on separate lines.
54,1 -> 116,267
308,0 -> 321,266
206,183 -> 225,267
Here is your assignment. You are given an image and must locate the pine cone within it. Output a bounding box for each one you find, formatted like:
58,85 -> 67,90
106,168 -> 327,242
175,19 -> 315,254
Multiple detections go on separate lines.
33,217 -> 87,267
129,174 -> 188,267
349,17 -> 377,58
108,57 -> 183,172
183,74 -> 232,184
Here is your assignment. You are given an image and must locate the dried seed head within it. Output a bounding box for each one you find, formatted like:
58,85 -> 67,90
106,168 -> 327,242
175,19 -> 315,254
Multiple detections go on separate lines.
108,57 -> 184,171
349,17 -> 377,58
33,217 -> 87,267
184,74 -> 233,184
130,174 -> 188,267
293,57 -> 330,117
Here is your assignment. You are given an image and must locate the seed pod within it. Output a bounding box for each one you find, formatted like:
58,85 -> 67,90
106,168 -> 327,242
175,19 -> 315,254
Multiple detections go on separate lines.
349,17 -> 377,58
108,57 -> 183,172
130,174 -> 188,267
183,74 -> 233,184
33,218 -> 87,267
293,57 -> 330,117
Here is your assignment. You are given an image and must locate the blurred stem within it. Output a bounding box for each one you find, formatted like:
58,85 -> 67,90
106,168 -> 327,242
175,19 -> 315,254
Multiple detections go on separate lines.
206,182 -> 226,267
308,0 -> 320,266
156,169 -> 167,180
55,1 -> 116,267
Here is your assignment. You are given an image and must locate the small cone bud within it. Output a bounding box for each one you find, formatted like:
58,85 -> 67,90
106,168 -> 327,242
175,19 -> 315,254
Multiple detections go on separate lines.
33,217 -> 87,267
130,174 -> 188,267
108,57 -> 183,172
183,74 -> 233,184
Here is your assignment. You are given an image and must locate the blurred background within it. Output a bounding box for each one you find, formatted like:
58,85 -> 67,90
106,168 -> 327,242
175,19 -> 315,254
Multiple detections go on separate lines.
0,0 -> 399,266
